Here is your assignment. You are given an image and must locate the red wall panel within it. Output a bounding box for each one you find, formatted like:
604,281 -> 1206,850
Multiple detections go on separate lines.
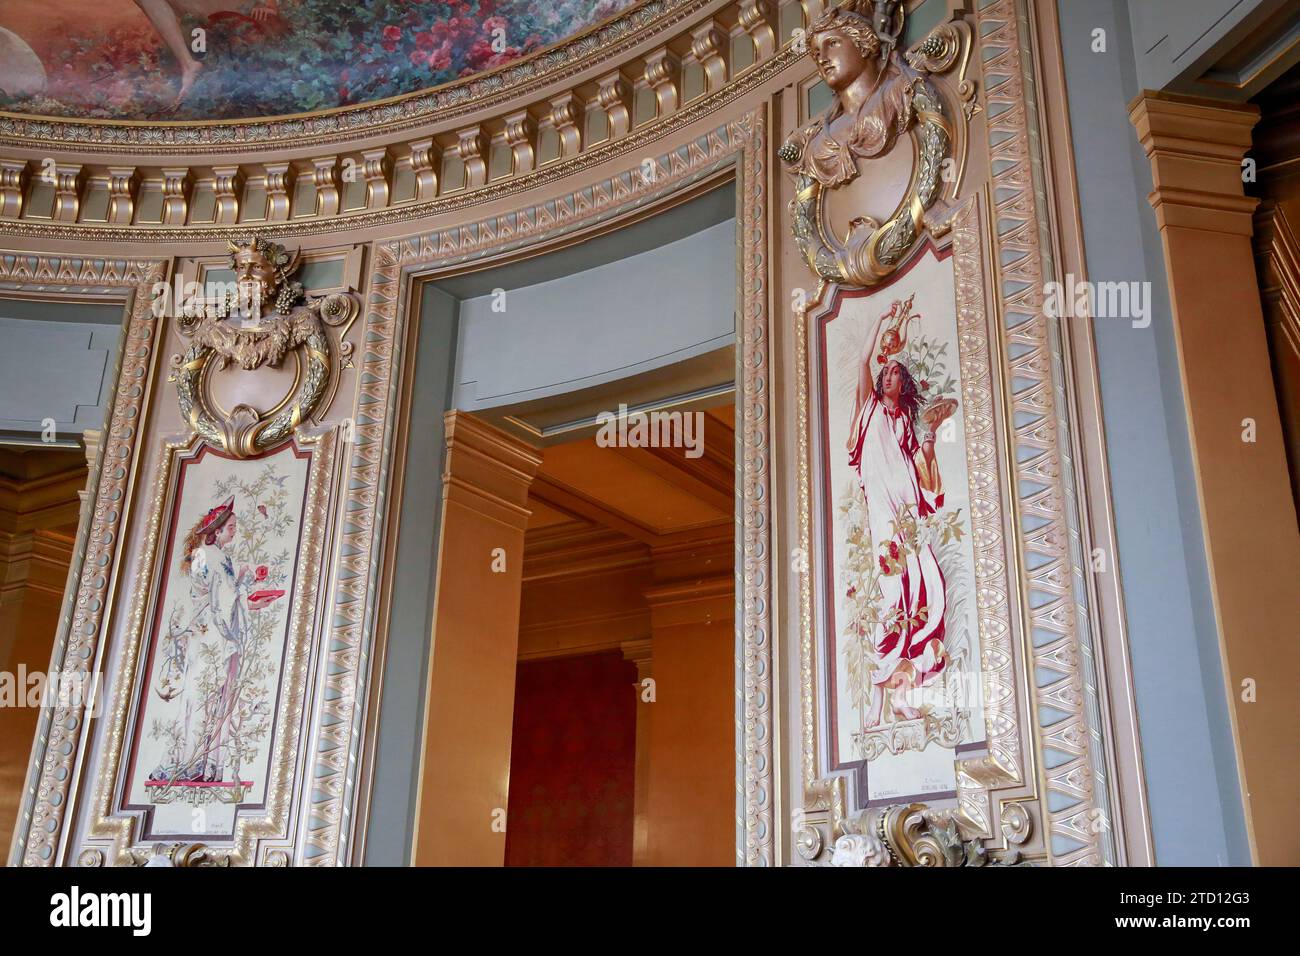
504,651 -> 637,867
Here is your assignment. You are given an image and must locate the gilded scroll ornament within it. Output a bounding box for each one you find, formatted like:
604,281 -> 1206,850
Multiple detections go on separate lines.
132,843 -> 230,867
829,803 -> 1029,867
173,236 -> 359,458
795,824 -> 826,861
779,1 -> 968,287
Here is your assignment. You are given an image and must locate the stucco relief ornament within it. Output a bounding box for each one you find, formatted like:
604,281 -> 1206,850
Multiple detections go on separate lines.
829,831 -> 890,867
779,1 -> 966,287
130,843 -> 230,868
173,236 -> 359,457
828,803 -> 1028,867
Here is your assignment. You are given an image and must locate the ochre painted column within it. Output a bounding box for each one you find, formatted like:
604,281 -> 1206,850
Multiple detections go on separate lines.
642,575 -> 734,867
1131,92 -> 1300,866
411,412 -> 541,866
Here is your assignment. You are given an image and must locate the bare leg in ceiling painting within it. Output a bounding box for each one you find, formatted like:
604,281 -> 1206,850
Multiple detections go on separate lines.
0,27 -> 47,98
132,0 -> 280,103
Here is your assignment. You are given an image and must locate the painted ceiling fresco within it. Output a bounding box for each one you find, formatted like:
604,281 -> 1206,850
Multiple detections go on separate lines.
0,0 -> 637,122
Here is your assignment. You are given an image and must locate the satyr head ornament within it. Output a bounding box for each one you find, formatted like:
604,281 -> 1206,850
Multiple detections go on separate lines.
225,236 -> 304,317
174,235 -> 361,458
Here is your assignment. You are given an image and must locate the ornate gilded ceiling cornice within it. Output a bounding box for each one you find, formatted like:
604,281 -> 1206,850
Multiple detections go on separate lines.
0,0 -> 713,154
0,45 -> 801,244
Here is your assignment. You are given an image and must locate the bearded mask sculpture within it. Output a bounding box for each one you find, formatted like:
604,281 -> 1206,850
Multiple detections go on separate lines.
226,236 -> 305,321
173,235 -> 360,457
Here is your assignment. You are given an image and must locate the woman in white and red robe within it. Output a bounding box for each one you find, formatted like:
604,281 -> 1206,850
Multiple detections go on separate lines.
847,305 -> 950,727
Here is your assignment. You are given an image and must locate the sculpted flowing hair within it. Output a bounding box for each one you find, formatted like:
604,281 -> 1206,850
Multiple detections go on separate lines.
807,4 -> 883,61
874,361 -> 922,430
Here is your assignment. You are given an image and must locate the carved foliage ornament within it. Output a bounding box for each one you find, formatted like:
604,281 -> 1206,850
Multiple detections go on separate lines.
173,236 -> 359,457
779,1 -> 972,286
829,802 -> 1031,867
132,843 -> 230,868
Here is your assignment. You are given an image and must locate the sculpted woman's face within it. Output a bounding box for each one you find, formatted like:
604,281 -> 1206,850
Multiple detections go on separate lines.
812,27 -> 868,92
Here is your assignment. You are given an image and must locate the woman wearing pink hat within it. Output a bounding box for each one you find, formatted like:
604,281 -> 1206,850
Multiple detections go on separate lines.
149,494 -> 280,786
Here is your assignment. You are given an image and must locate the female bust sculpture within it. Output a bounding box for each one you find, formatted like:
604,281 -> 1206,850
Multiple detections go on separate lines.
779,1 -> 953,287
781,5 -> 922,189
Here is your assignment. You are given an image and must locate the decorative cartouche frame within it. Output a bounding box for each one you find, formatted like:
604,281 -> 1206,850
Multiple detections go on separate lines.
778,1 -> 976,286
171,236 -> 361,458
77,235 -> 357,865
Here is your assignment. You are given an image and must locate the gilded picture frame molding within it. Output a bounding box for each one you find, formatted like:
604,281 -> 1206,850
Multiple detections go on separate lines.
790,0 -> 1136,866
2,257 -> 171,866
79,430 -> 338,867
348,108 -> 776,867
797,193 -> 1030,846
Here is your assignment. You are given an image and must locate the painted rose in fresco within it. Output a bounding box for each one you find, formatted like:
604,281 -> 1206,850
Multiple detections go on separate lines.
0,0 -> 636,121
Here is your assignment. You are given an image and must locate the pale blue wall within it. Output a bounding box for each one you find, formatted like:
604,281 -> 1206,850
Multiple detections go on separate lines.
453,218 -> 736,411
1127,0 -> 1294,94
1056,0 -> 1250,866
0,300 -> 121,443
364,287 -> 459,866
